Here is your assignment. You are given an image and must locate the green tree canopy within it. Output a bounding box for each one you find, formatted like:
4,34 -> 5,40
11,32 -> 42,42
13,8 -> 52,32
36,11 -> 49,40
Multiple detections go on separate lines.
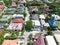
3,0 -> 12,7
25,20 -> 34,30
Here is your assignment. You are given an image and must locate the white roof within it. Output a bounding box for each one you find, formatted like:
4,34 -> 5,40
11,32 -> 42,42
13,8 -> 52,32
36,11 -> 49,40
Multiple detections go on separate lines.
32,20 -> 40,26
54,34 -> 60,45
39,14 -> 45,19
12,14 -> 24,18
46,35 -> 57,45
41,20 -> 45,25
44,23 -> 50,27
52,14 -> 60,20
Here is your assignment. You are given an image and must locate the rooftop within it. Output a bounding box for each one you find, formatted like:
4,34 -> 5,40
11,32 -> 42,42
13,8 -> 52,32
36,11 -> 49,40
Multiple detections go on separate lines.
32,20 -> 41,26
2,39 -> 19,45
39,14 -> 45,19
12,14 -> 24,18
48,20 -> 58,27
12,1 -> 16,6
54,34 -> 60,45
46,35 -> 57,45
12,18 -> 23,23
33,35 -> 45,45
7,23 -> 23,30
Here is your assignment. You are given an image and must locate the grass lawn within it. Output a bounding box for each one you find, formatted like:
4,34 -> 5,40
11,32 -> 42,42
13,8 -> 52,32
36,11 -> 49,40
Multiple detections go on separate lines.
56,21 -> 60,27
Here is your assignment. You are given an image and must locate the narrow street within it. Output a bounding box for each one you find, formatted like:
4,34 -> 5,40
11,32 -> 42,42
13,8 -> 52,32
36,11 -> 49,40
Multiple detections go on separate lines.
23,32 -> 31,45
25,7 -> 30,22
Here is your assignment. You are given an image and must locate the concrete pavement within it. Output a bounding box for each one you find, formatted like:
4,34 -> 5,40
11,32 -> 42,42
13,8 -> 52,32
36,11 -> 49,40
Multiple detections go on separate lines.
25,7 -> 30,22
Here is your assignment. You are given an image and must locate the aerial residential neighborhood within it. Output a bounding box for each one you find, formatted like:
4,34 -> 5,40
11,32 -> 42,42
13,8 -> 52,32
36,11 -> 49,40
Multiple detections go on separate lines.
0,0 -> 60,45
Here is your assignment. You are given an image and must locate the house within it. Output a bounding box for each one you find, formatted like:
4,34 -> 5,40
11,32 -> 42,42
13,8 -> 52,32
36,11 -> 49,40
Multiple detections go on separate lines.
0,15 -> 12,28
33,35 -> 45,45
46,35 -> 57,45
43,23 -> 50,27
32,20 -> 41,27
44,4 -> 52,12
11,1 -> 16,7
12,14 -> 24,18
2,39 -> 19,45
18,4 -> 24,7
0,2 -> 4,9
39,14 -> 45,19
7,18 -> 23,31
54,34 -> 60,45
31,14 -> 39,20
51,14 -> 60,20
32,20 -> 41,31
40,20 -> 45,26
29,6 -> 38,11
40,19 -> 49,27
18,4 -> 24,13
5,8 -> 16,14
7,23 -> 23,31
12,18 -> 24,23
48,20 -> 58,27
0,22 -> 8,28
0,15 -> 12,22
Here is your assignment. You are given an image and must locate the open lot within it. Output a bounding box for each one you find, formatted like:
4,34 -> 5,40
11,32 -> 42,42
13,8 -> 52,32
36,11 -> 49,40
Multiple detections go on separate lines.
56,21 -> 60,28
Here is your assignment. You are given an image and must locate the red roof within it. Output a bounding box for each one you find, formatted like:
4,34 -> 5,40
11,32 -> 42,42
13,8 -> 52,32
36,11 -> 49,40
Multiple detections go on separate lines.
29,6 -> 38,10
2,39 -> 18,45
12,1 -> 16,6
0,5 -> 4,9
12,18 -> 23,23
33,35 -> 45,45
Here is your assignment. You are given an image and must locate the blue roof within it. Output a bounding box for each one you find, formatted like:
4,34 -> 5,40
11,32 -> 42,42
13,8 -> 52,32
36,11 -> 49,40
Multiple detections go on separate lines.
48,20 -> 57,27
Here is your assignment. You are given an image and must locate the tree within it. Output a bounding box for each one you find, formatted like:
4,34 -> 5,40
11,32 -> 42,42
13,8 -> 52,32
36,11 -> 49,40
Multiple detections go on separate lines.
23,12 -> 27,17
29,40 -> 32,45
21,26 -> 25,35
0,28 -> 7,44
25,20 -> 34,30
29,34 -> 32,40
5,31 -> 19,40
45,16 -> 51,22
47,31 -> 53,35
3,0 -> 12,6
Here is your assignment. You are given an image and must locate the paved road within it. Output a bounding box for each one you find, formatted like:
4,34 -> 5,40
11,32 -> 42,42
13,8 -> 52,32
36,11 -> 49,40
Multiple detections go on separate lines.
25,7 -> 30,22
53,30 -> 60,34
23,32 -> 31,45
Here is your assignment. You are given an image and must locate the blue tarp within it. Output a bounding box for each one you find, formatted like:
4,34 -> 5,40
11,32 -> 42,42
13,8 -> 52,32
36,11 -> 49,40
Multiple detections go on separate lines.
48,20 -> 57,27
